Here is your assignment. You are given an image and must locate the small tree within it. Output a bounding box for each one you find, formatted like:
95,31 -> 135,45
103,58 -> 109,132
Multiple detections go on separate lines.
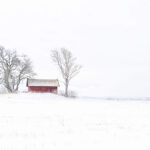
0,46 -> 35,92
51,48 -> 81,97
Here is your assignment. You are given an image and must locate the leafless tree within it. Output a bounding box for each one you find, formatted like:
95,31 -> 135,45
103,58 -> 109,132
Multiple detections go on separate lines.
0,46 -> 35,92
51,48 -> 81,97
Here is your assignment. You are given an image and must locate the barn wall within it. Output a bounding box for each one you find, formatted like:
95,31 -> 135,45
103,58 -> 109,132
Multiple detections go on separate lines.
28,86 -> 58,93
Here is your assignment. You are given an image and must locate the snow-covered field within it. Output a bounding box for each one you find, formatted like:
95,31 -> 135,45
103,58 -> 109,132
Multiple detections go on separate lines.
0,93 -> 150,150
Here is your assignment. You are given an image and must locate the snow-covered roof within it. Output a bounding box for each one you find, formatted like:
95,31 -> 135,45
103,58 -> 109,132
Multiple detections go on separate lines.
27,79 -> 59,87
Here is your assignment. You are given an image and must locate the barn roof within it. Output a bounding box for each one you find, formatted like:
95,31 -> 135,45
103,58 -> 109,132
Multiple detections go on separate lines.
27,79 -> 59,87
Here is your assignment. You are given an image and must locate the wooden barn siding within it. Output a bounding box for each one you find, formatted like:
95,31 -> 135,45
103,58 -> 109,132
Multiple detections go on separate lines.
28,86 -> 58,93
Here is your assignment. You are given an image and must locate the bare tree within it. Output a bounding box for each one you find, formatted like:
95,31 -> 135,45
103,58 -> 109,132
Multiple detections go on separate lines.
51,48 -> 81,97
0,46 -> 35,92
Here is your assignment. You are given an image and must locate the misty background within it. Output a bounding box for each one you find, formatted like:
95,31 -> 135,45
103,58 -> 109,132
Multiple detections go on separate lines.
0,0 -> 150,97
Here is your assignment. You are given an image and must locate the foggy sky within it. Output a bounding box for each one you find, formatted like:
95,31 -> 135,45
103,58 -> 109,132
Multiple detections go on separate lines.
0,0 -> 150,97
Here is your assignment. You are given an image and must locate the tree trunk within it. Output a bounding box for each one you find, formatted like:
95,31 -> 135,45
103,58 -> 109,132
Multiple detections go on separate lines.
65,79 -> 69,97
15,80 -> 21,92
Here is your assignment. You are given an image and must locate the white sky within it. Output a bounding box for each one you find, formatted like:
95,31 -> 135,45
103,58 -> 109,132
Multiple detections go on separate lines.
0,0 -> 150,97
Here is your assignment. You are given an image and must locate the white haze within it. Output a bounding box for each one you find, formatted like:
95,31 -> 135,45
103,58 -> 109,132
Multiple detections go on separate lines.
0,0 -> 150,97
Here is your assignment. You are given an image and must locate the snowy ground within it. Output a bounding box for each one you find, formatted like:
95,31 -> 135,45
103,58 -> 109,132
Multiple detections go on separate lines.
0,93 -> 150,150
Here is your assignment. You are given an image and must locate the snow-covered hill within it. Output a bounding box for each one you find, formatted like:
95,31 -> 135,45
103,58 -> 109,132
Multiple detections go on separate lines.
0,93 -> 150,150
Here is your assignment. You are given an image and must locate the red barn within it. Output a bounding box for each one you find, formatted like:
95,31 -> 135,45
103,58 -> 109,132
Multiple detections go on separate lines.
27,78 -> 59,93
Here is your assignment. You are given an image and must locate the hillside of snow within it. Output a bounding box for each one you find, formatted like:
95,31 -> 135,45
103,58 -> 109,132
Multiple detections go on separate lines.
0,93 -> 150,150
